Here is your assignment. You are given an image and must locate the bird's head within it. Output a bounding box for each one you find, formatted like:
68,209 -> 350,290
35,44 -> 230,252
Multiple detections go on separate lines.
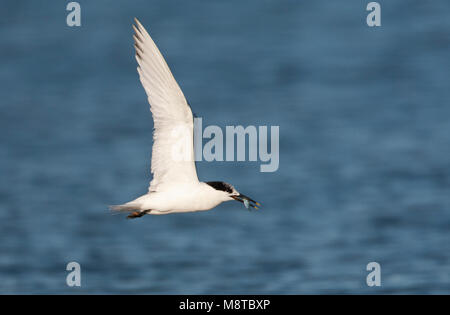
206,181 -> 260,210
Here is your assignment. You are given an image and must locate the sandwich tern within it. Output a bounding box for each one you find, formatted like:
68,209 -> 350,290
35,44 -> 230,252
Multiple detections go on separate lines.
110,19 -> 260,218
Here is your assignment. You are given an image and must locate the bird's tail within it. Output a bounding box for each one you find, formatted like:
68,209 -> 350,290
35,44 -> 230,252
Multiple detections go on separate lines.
110,194 -> 150,218
109,203 -> 141,213
110,202 -> 149,219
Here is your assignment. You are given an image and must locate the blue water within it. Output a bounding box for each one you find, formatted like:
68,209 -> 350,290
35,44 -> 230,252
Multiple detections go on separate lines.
0,0 -> 449,294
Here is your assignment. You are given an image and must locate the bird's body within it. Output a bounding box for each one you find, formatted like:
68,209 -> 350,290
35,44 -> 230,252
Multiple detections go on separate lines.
114,182 -> 234,215
110,19 -> 259,218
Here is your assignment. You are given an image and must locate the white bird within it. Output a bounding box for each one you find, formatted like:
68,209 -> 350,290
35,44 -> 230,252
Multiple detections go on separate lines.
110,18 -> 260,218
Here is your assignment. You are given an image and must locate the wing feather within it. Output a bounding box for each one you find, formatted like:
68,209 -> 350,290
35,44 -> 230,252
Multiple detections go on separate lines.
133,18 -> 198,192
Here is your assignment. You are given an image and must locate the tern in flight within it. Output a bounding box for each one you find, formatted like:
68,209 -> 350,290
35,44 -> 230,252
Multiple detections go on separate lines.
110,19 -> 260,218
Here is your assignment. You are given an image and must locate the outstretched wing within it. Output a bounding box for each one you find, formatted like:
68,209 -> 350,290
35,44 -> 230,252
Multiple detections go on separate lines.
133,18 -> 198,192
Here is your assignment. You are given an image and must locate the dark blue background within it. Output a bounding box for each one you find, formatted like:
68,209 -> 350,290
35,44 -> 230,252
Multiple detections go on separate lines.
0,0 -> 449,293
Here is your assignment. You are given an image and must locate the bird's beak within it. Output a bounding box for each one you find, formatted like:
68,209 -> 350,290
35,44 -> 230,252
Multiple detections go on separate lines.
231,194 -> 261,210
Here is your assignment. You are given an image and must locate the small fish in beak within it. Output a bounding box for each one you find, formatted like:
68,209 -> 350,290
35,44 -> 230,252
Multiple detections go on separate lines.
232,194 -> 261,211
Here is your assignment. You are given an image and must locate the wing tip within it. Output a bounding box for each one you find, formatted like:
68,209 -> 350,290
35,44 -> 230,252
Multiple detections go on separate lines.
134,17 -> 143,30
133,17 -> 147,35
132,17 -> 142,36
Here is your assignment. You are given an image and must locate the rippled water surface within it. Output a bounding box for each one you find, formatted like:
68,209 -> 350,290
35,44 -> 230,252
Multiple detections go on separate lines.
0,1 -> 449,293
